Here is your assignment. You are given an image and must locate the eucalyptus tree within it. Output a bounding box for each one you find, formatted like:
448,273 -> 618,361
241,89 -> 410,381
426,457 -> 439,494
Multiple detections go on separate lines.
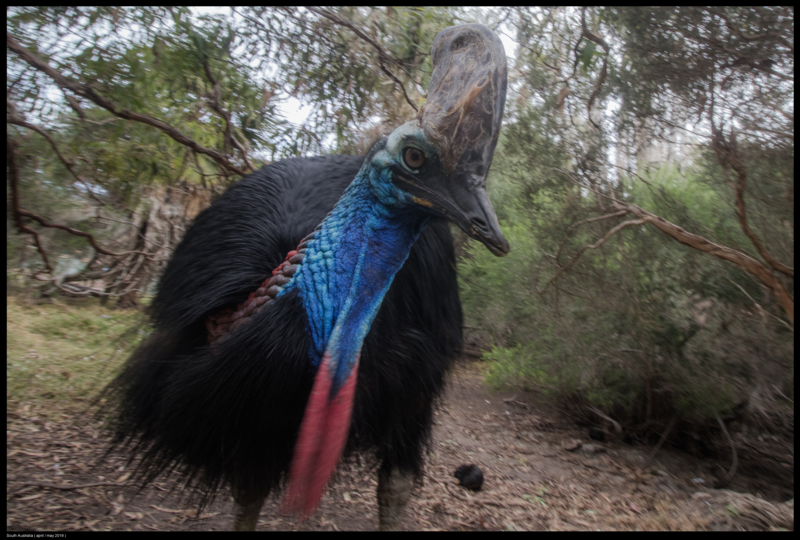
460,7 -> 792,454
7,6 -> 462,304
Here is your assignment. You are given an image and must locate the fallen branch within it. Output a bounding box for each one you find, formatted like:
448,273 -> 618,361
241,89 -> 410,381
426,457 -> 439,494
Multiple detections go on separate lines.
643,415 -> 677,469
587,406 -> 623,434
21,481 -> 129,491
714,414 -> 738,488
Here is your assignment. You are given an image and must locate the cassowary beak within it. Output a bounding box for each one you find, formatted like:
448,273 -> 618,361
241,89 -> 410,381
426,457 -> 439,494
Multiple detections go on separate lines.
398,23 -> 510,257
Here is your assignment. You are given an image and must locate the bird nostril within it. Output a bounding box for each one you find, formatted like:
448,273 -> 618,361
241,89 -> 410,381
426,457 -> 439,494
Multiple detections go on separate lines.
471,217 -> 488,230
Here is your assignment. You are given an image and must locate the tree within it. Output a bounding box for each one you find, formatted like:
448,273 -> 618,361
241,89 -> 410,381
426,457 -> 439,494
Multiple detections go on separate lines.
6,7 -> 461,304
459,7 -> 792,451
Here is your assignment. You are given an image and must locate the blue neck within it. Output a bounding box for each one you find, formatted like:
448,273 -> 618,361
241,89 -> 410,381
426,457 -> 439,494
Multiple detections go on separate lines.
283,165 -> 430,388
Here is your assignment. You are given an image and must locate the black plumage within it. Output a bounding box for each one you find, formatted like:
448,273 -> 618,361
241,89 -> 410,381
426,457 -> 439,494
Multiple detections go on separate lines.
105,155 -> 463,508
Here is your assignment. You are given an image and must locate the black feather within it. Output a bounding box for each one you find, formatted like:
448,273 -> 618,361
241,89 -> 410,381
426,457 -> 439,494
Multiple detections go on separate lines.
103,155 -> 463,506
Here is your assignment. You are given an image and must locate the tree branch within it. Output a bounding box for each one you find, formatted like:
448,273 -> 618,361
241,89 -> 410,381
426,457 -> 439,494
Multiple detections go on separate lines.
7,30 -> 247,177
711,126 -> 793,279
61,89 -> 85,120
553,209 -> 629,264
643,415 -> 677,469
201,59 -> 255,173
580,7 -> 610,129
587,406 -> 623,434
304,6 -> 419,112
713,414 -> 738,488
18,209 -> 127,258
555,161 -> 793,326
619,202 -> 793,326
7,135 -> 53,273
8,112 -> 105,206
6,131 -> 139,261
708,7 -> 793,53
542,219 -> 645,292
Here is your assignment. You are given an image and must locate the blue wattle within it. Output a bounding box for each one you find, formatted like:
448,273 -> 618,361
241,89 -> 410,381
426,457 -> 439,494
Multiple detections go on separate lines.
280,162 -> 430,394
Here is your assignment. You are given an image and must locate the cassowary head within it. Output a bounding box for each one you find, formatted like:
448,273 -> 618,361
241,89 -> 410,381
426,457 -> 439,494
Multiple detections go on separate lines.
362,23 -> 509,257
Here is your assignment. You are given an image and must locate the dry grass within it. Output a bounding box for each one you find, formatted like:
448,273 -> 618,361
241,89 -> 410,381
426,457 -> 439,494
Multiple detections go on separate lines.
7,295 -> 144,418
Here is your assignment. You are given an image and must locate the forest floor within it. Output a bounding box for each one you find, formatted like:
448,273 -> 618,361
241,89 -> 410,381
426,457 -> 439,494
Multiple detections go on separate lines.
7,358 -> 793,531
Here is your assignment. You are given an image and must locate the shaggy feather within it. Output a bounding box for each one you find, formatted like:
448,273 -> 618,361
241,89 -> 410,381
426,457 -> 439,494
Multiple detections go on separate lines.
103,154 -> 462,509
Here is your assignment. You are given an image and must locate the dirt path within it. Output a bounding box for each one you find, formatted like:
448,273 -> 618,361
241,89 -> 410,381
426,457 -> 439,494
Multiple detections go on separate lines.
6,361 -> 792,531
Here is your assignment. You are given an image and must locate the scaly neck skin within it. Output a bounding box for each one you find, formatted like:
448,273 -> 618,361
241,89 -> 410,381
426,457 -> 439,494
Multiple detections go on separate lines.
285,164 -> 430,390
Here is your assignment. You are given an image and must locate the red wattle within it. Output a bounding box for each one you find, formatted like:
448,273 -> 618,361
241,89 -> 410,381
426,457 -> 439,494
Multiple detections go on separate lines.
281,353 -> 359,519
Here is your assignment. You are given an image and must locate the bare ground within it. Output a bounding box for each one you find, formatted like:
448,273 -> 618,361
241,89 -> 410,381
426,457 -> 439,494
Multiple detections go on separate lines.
6,361 -> 793,531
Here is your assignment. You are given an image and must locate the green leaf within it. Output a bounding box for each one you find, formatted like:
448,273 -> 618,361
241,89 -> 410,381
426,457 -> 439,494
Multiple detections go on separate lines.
581,41 -> 596,69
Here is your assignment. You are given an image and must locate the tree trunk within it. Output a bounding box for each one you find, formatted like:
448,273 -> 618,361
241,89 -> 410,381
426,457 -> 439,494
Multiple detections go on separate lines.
106,183 -> 211,308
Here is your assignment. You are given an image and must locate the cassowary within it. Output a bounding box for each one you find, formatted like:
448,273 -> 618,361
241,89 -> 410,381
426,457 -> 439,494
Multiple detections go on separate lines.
105,24 -> 508,530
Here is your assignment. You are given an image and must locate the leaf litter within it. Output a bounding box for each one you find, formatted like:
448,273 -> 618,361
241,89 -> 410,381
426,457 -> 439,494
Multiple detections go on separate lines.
7,361 -> 793,531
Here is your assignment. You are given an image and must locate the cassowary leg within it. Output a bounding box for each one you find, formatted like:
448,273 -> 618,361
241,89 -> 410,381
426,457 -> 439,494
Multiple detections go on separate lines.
377,467 -> 414,531
231,489 -> 266,531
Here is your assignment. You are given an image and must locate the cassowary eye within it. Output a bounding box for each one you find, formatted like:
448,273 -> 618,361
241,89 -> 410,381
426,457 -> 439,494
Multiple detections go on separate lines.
402,147 -> 425,170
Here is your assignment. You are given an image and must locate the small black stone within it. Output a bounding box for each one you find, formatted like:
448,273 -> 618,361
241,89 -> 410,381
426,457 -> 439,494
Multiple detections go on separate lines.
588,427 -> 606,442
623,432 -> 633,445
454,464 -> 483,491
